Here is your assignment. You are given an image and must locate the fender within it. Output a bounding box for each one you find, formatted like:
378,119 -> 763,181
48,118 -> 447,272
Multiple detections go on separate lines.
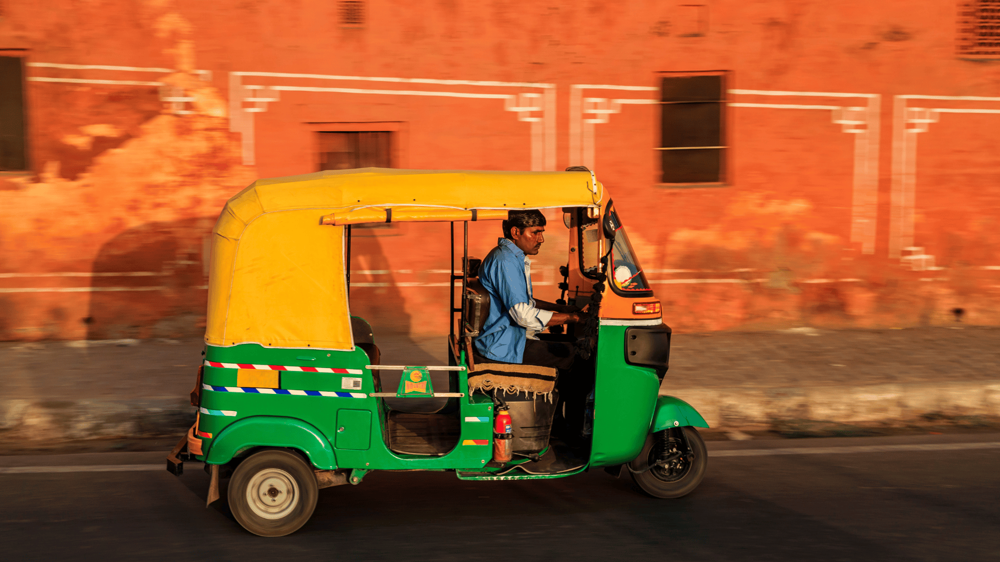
651,395 -> 709,432
204,416 -> 337,470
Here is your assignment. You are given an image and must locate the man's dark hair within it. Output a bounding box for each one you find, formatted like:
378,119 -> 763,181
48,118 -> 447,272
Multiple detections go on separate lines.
502,210 -> 547,239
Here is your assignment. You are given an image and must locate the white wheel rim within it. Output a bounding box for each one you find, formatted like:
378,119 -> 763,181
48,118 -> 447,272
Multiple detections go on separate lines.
246,467 -> 299,520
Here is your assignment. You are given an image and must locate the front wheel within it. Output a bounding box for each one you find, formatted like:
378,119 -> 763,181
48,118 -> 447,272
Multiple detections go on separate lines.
629,426 -> 707,499
228,449 -> 319,537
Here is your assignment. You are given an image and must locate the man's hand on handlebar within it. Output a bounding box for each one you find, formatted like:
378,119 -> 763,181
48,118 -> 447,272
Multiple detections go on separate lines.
546,310 -> 583,327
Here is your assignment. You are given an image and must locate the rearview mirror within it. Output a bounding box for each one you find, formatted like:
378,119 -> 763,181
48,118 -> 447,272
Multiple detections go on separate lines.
602,207 -> 620,240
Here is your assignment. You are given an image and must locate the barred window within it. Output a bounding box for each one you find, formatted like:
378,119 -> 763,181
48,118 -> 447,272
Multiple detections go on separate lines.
0,56 -> 28,171
339,0 -> 366,27
958,1 -> 1000,56
658,73 -> 727,185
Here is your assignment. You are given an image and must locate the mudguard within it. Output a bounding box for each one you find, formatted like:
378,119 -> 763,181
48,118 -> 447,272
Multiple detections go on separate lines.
651,395 -> 709,432
204,416 -> 338,470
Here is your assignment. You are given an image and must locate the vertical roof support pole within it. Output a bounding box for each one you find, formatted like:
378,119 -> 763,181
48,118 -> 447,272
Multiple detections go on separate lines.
449,221 -> 456,339
461,221 -> 469,344
345,225 -> 352,301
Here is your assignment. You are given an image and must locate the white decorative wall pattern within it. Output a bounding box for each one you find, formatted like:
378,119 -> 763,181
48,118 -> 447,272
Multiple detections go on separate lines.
228,72 -> 556,171
890,95 -> 1000,260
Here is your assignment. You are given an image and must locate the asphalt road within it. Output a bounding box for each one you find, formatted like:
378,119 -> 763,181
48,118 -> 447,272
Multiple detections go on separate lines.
2,434 -> 999,562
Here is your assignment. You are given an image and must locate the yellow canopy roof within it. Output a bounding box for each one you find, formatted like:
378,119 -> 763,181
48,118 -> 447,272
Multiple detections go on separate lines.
244,168 -> 602,215
205,168 -> 604,350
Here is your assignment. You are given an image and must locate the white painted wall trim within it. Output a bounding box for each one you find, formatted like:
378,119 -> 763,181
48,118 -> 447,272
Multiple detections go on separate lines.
26,63 -> 211,115
568,84 -> 659,171
229,72 -> 556,171
568,86 -> 881,256
889,95 -> 1000,259
729,90 -> 881,256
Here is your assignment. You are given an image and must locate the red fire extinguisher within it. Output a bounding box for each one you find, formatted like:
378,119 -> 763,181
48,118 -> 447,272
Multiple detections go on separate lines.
493,405 -> 513,463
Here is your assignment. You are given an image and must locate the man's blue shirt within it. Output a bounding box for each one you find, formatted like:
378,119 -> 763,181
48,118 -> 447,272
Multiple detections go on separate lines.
474,238 -> 539,363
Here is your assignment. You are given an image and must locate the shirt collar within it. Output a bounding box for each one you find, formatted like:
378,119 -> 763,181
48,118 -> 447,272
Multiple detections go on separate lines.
498,237 -> 526,259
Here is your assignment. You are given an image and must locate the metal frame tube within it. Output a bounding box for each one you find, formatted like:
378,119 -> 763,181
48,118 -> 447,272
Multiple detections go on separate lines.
461,221 -> 468,339
346,225 -> 352,300
450,222 -> 455,338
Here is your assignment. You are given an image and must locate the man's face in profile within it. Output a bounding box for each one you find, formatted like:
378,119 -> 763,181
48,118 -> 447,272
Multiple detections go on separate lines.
511,225 -> 545,256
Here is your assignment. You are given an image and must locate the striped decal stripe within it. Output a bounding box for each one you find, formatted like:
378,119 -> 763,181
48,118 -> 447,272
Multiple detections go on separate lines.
464,417 -> 490,423
202,383 -> 365,398
204,360 -> 362,375
462,439 -> 489,446
199,407 -> 237,417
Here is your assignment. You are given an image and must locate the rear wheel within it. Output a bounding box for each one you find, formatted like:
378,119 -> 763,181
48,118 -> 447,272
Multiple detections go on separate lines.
228,450 -> 319,537
629,427 -> 707,499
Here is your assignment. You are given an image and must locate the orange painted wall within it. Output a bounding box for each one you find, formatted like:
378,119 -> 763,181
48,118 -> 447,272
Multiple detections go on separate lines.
1,0 -> 999,340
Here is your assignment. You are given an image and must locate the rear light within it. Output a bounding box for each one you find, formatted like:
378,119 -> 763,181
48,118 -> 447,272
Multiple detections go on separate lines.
633,302 -> 661,315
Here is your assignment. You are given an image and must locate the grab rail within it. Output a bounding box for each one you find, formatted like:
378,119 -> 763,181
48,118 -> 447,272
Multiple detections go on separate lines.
365,365 -> 467,371
368,392 -> 465,398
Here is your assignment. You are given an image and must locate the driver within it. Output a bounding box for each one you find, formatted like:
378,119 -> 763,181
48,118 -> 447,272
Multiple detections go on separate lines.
473,210 -> 583,370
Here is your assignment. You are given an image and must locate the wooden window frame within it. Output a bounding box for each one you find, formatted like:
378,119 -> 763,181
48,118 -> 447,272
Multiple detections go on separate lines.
310,122 -> 406,172
0,51 -> 30,174
656,70 -> 729,189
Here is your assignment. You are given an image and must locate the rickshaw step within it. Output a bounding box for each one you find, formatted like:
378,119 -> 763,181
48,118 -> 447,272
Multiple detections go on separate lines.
456,471 -> 577,482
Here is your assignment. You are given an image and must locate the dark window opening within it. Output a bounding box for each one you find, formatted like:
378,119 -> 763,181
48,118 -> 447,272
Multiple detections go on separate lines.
659,73 -> 726,185
958,1 -> 1000,56
318,131 -> 392,170
0,56 -> 28,171
339,0 -> 366,27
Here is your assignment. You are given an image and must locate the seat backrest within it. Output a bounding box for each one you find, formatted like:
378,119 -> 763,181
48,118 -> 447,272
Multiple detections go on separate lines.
463,278 -> 491,337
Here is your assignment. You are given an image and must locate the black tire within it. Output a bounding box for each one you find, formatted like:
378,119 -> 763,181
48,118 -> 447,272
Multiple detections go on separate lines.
227,450 -> 319,537
629,427 -> 707,499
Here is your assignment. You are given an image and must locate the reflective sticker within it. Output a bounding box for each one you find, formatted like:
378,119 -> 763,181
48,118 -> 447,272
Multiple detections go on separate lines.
199,407 -> 237,417
204,361 -> 362,375
341,377 -> 363,390
237,369 -> 279,389
201,383 -> 365,398
462,439 -> 489,446
464,417 -> 489,423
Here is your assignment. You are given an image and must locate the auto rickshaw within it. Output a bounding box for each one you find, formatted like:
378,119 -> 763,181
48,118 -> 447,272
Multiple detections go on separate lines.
167,167 -> 709,537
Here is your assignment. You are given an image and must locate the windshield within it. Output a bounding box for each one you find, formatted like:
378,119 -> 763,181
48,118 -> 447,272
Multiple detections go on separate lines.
607,207 -> 651,295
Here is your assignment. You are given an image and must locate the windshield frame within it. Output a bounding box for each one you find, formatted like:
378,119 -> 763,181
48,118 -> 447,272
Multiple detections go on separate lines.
604,202 -> 654,298
577,201 -> 654,299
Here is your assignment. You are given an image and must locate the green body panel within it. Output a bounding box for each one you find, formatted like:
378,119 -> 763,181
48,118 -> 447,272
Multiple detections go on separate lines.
204,416 -> 338,469
198,339 -> 494,471
652,395 -> 709,431
588,324 -> 661,467
335,410 -> 372,450
195,322 -> 701,475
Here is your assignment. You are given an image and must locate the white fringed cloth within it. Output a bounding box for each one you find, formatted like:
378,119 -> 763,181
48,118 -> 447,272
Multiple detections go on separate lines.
467,363 -> 557,402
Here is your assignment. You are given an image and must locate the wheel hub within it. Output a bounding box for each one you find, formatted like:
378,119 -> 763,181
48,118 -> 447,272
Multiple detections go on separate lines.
246,468 -> 300,520
650,443 -> 691,482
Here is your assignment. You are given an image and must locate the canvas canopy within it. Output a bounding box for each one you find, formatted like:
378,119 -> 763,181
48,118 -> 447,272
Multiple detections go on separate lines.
205,168 -> 604,349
